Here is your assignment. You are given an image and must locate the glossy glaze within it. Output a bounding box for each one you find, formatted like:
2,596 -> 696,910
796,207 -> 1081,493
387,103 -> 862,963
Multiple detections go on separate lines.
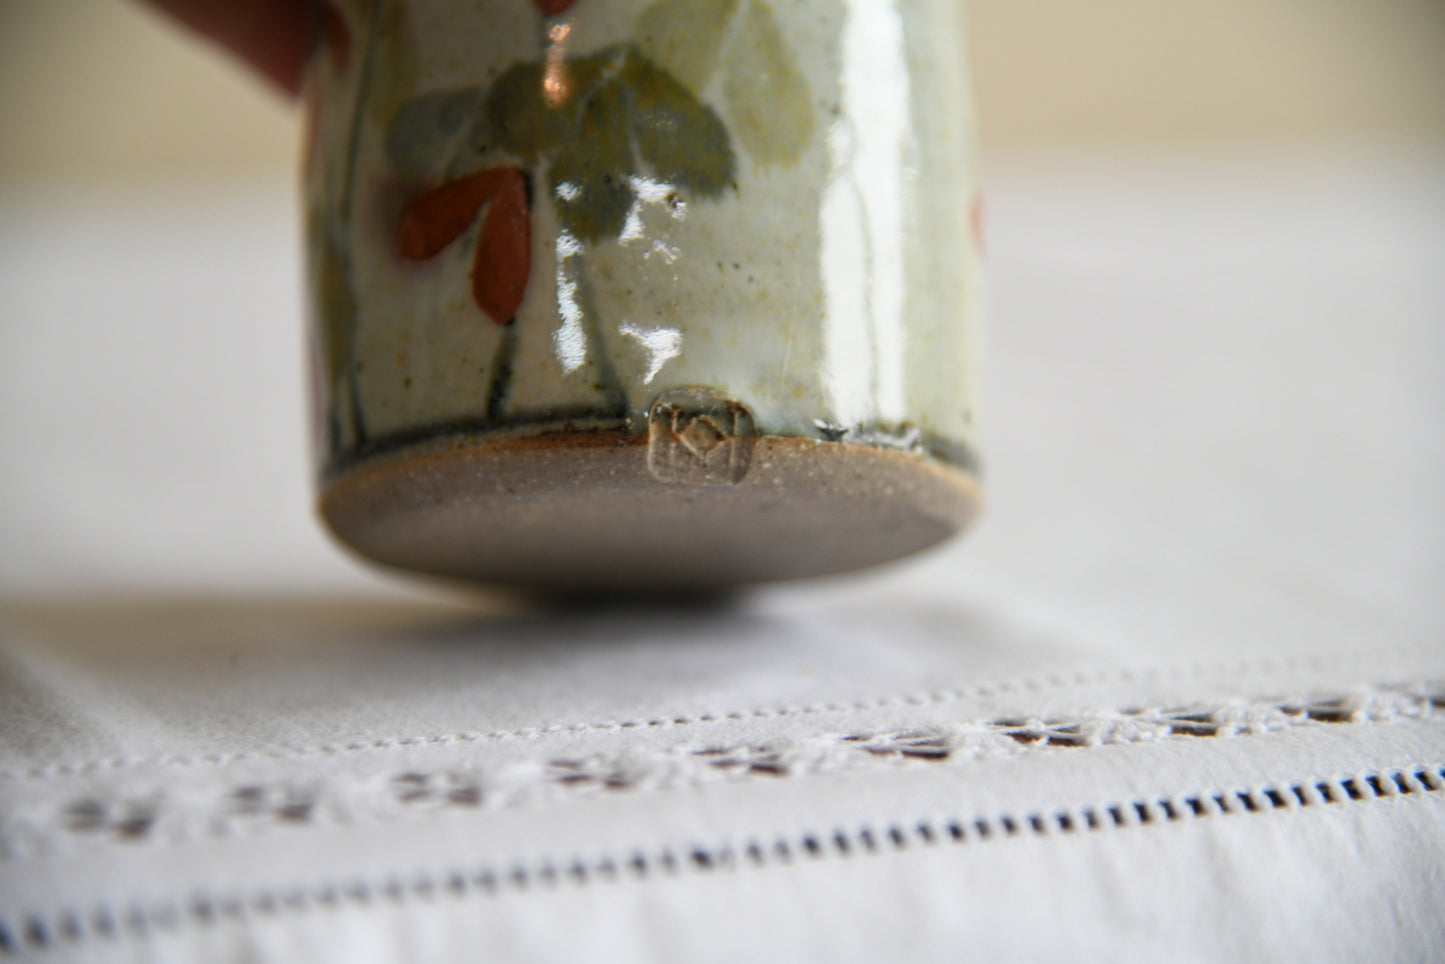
304,0 -> 984,586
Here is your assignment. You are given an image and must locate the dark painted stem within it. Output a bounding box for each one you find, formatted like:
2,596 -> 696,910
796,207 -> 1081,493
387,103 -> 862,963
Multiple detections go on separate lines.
485,322 -> 519,422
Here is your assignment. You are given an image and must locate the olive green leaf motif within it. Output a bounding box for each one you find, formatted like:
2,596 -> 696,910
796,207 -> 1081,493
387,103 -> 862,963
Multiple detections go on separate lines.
384,0 -> 814,423
453,41 -> 737,251
637,0 -> 815,167
388,26 -> 739,428
635,0 -> 740,94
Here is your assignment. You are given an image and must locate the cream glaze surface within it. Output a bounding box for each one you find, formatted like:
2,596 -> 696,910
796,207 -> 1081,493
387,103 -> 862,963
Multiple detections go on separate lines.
304,0 -> 984,585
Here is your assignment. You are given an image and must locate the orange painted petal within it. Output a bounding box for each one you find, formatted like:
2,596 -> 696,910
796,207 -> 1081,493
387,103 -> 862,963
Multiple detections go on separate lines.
471,169 -> 531,325
398,171 -> 500,260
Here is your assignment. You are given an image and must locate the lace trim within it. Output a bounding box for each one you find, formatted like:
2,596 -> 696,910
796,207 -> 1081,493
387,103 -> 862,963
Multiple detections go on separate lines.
2,649 -> 1408,782
1,681 -> 1439,860
4,762 -> 1442,955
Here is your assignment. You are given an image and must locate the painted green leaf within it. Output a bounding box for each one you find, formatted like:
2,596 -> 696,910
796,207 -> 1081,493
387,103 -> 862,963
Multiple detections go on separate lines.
563,48 -> 614,99
486,62 -> 574,163
624,51 -> 735,197
386,87 -> 486,179
446,128 -> 497,180
722,0 -> 815,166
634,0 -> 740,94
486,50 -> 614,164
549,79 -> 637,243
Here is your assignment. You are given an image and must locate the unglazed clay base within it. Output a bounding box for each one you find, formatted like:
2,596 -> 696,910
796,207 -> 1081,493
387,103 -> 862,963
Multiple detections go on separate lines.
320,433 -> 980,591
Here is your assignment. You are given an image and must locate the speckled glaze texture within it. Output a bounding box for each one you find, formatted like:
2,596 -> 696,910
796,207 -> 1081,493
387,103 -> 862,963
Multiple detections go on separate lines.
304,0 -> 985,587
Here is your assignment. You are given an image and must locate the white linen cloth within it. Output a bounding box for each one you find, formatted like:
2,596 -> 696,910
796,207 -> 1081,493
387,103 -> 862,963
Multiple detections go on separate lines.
1,143 -> 1442,962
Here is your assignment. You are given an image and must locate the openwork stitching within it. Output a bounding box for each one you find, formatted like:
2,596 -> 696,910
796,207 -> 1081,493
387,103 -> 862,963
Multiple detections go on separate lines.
2,764 -> 1440,955
2,650 -> 1396,782
1,681 -> 1439,860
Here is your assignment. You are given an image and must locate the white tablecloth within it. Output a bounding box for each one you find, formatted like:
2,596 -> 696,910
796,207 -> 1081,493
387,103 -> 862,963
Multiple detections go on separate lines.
1,143 -> 1442,961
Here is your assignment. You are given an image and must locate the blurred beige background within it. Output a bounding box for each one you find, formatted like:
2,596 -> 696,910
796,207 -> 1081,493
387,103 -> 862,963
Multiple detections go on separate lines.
2,0 -> 1443,185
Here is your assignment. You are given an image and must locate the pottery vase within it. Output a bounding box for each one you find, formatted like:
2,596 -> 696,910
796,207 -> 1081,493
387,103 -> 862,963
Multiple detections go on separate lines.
304,0 -> 985,589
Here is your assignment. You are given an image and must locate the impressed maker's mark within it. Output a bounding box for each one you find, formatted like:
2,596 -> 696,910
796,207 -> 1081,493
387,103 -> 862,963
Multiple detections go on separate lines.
647,389 -> 757,486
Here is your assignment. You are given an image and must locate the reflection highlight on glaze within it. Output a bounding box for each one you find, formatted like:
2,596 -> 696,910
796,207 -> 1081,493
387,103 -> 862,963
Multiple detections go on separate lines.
554,228 -> 588,373
542,21 -> 574,108
820,0 -> 910,427
620,321 -> 682,384
621,175 -> 687,264
553,172 -> 693,376
820,121 -> 870,427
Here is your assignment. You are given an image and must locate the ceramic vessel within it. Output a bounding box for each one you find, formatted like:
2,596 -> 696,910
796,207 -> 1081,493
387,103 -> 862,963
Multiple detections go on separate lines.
304,0 -> 985,590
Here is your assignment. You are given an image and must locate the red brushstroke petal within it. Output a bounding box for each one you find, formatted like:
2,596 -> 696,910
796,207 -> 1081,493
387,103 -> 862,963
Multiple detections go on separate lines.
534,0 -> 580,16
398,168 -> 531,325
398,169 -> 509,260
472,169 -> 531,325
